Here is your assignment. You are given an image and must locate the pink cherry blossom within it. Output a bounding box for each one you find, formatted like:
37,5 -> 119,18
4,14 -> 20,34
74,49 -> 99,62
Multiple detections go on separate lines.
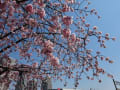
44,40 -> 53,47
25,4 -> 34,14
48,25 -> 57,33
62,16 -> 73,26
32,62 -> 38,68
105,33 -> 109,36
37,8 -> 46,19
9,6 -> 15,16
62,28 -> 71,38
62,4 -> 70,12
37,0 -> 46,7
65,0 -> 75,3
49,56 -> 60,67
41,40 -> 54,56
93,26 -> 97,30
105,57 -> 109,61
0,2 -> 6,10
112,37 -> 116,41
50,16 -> 59,22
71,33 -> 76,42
85,23 -> 90,27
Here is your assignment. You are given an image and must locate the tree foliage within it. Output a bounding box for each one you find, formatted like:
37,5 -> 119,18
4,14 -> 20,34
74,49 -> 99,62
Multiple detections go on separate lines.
0,0 -> 115,89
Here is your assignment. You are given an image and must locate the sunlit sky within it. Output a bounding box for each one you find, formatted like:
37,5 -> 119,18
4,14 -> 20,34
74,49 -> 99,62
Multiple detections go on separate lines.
53,0 -> 120,90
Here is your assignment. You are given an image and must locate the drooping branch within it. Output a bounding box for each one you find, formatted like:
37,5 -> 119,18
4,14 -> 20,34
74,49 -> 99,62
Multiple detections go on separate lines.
15,0 -> 28,4
0,38 -> 26,53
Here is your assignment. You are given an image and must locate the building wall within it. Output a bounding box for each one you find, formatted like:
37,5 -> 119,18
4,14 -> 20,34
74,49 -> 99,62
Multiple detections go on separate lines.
15,73 -> 37,90
0,57 -> 16,90
41,77 -> 52,90
0,83 -> 9,90
26,80 -> 37,90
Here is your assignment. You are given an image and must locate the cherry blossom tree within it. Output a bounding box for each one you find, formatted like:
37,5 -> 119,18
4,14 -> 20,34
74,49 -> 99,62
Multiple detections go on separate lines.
0,0 -> 115,89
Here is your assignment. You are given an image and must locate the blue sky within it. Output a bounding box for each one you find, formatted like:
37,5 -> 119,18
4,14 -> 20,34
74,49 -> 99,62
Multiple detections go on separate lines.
53,0 -> 120,90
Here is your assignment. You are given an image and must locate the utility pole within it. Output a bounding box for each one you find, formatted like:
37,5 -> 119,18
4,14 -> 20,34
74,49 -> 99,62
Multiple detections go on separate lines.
41,78 -> 48,90
41,77 -> 52,90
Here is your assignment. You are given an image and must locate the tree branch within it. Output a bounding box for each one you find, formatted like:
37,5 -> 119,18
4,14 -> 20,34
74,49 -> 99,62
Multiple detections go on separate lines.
0,38 -> 26,53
